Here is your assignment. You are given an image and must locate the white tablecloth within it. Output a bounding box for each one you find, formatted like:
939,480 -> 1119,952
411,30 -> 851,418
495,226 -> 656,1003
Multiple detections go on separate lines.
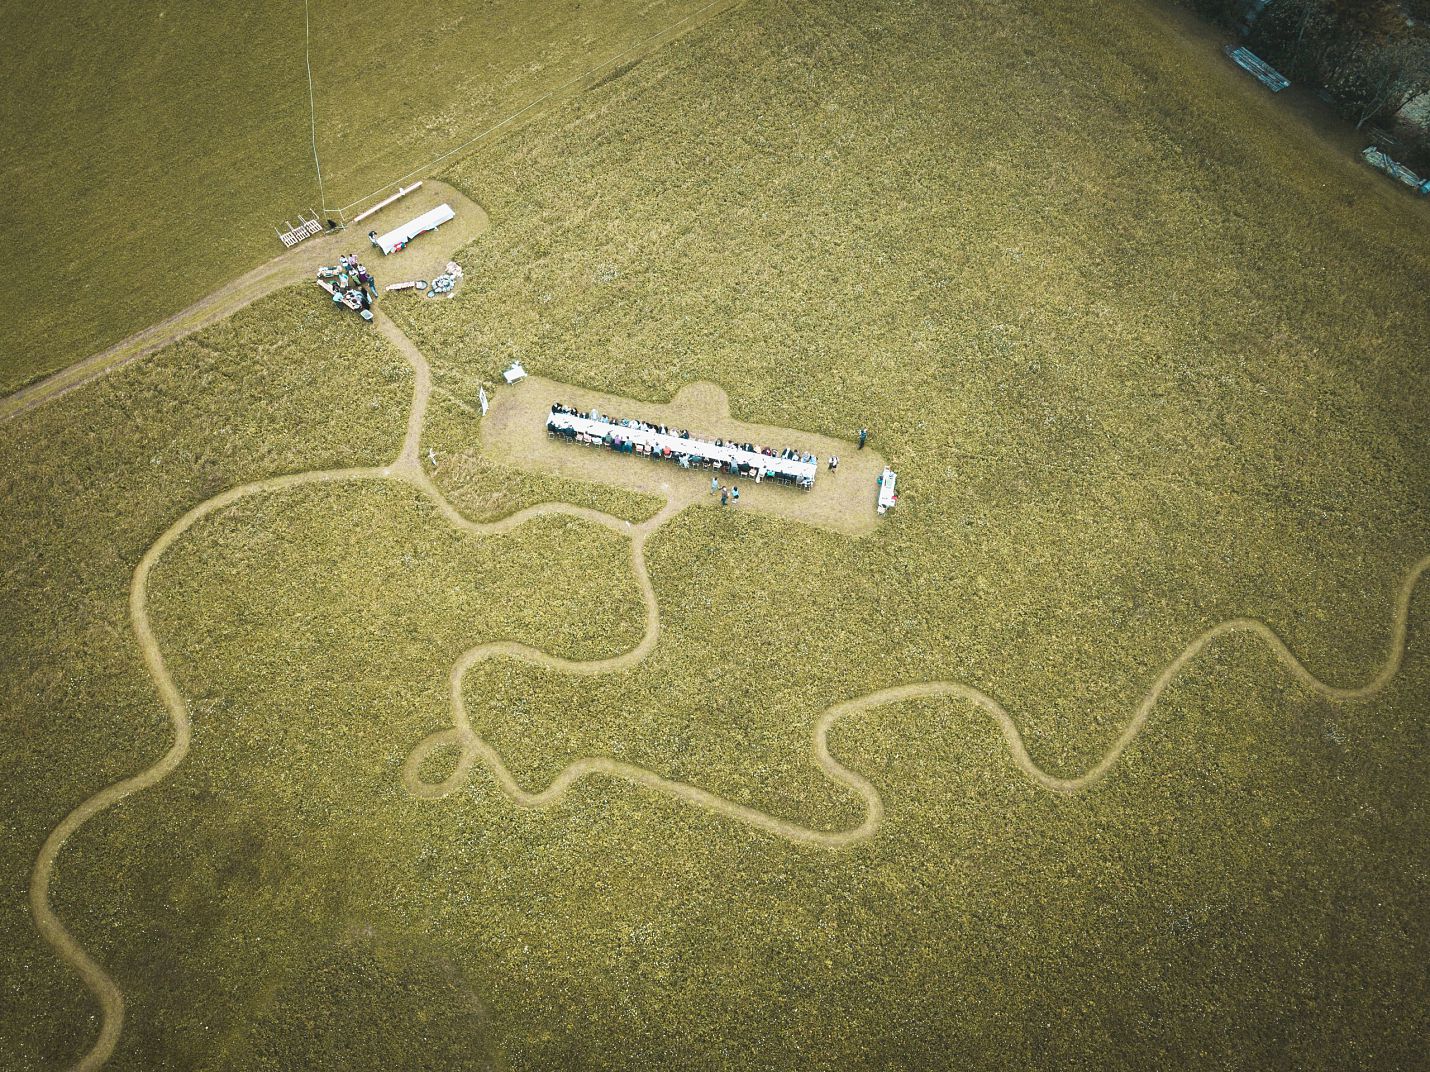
550,414 -> 817,484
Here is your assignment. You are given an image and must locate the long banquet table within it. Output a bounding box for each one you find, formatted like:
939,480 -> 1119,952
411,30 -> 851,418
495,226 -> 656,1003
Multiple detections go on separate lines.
549,413 -> 818,486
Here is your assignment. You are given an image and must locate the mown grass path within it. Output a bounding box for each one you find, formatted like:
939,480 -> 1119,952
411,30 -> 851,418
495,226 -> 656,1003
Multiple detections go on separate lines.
27,310 -> 1429,1069
0,181 -> 489,426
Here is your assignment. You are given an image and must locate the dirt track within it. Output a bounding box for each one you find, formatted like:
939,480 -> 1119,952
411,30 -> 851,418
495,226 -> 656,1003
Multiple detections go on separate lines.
28,306 -> 1430,1070
0,180 -> 488,425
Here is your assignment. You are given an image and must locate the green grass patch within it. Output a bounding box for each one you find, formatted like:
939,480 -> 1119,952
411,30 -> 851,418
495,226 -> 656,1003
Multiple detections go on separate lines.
0,0 -> 726,391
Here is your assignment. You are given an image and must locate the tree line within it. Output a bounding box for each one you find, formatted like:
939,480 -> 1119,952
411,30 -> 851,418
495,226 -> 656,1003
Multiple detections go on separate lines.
1184,0 -> 1430,168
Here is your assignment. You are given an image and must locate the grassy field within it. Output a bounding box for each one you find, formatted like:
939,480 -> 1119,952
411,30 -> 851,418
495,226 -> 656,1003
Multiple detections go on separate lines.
0,0 -> 728,394
3,0 -> 1428,1068
398,0 -> 1430,775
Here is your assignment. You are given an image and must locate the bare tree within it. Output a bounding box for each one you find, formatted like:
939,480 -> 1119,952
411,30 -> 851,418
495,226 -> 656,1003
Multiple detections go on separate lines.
1249,0 -> 1341,81
1285,0 -> 1334,56
1337,37 -> 1430,129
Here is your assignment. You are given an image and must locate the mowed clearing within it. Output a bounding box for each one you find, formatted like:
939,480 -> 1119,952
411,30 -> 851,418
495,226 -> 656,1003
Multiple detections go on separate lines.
480,375 -> 891,534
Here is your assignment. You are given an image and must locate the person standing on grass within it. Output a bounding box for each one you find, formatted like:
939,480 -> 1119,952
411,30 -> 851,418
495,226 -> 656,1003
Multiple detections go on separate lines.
828,455 -> 839,471
720,486 -> 729,507
711,475 -> 720,494
858,428 -> 868,450
731,485 -> 740,503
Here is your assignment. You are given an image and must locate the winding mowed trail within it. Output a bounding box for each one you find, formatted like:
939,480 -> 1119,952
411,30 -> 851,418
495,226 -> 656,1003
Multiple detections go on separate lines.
0,181 -> 489,425
25,301 -> 1428,1069
7,0 -> 1425,1061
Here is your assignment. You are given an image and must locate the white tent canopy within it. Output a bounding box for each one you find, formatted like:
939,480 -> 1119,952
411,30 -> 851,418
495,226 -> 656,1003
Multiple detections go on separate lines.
371,203 -> 455,255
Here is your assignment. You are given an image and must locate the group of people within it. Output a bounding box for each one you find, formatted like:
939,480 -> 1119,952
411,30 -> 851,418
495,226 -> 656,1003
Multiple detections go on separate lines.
339,254 -> 377,309
549,403 -> 696,440
549,403 -> 823,465
318,254 -> 378,314
711,478 -> 741,507
547,404 -> 820,489
736,441 -> 817,465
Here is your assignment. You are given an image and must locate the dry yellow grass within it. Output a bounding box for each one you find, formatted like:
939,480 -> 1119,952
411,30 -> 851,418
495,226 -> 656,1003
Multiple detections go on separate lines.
0,0 -> 730,392
3,0 -> 1428,1068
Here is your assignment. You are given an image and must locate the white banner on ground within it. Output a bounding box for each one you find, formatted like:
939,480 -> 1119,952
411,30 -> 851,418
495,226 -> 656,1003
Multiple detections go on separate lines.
478,387 -> 489,416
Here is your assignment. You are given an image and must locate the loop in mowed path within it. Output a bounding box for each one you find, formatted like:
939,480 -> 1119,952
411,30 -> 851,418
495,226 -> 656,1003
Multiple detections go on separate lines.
25,309 -> 1430,1069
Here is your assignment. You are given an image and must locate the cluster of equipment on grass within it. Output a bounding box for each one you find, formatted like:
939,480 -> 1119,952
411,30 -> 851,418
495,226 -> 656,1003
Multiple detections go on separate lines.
310,182 -> 471,319
385,261 -> 464,300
